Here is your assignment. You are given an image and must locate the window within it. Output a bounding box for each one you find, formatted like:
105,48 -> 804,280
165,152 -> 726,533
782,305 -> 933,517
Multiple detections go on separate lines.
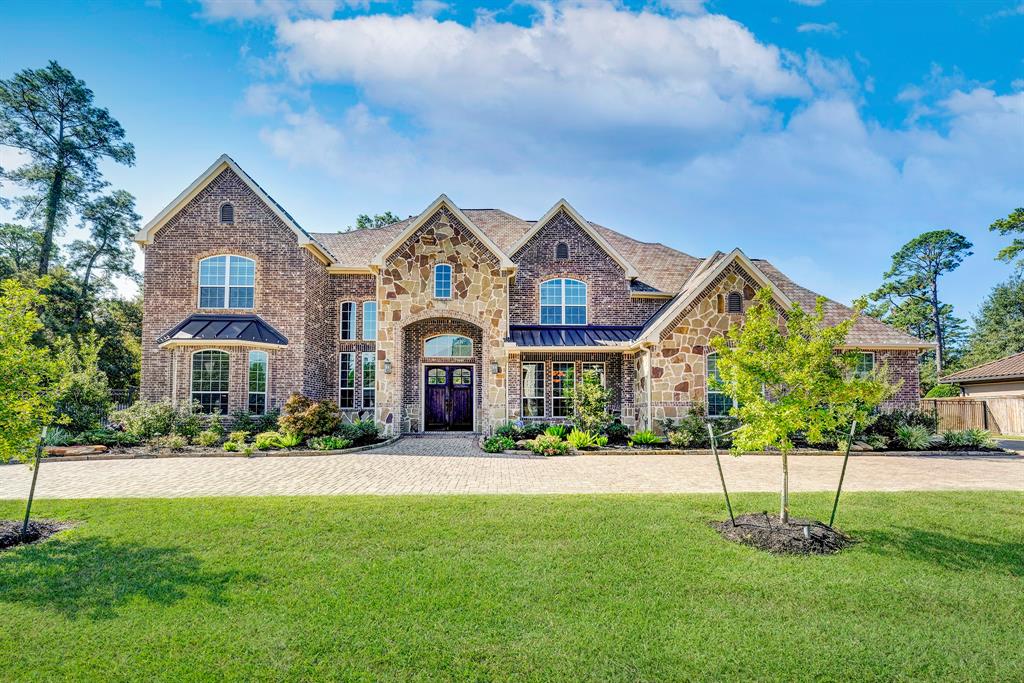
540,278 -> 587,325
727,291 -> 743,314
706,352 -> 734,418
453,368 -> 472,385
424,334 -> 472,358
555,242 -> 569,259
428,368 -> 446,385
362,301 -> 377,340
339,302 -> 356,340
338,352 -> 355,409
434,263 -> 452,299
247,350 -> 268,414
191,350 -> 229,415
220,203 -> 234,224
855,352 -> 875,377
581,362 -> 606,387
199,255 -> 254,309
552,362 -> 575,418
361,352 -> 376,408
522,362 -> 545,417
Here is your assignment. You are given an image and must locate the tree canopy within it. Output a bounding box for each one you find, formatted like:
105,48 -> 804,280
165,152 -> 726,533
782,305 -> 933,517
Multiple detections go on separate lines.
961,276 -> 1024,369
990,208 -> 1024,271
344,211 -> 401,232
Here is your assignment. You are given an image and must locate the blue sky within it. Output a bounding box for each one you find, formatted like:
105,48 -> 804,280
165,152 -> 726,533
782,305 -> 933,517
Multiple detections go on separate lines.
1,0 -> 1022,320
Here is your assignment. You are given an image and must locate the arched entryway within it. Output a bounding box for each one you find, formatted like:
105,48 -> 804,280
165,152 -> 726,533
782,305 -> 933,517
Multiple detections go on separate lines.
401,317 -> 484,433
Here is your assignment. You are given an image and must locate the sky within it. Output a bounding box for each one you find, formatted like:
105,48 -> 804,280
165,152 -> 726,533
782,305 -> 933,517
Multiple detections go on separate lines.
1,0 -> 1022,320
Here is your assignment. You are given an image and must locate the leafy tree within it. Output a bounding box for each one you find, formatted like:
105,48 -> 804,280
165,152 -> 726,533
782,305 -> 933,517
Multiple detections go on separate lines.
961,276 -> 1024,368
711,289 -> 892,524
572,369 -> 613,433
344,211 -> 401,232
869,230 -> 972,376
0,61 -> 135,275
53,331 -> 112,433
94,296 -> 143,391
990,207 -> 1024,270
867,296 -> 966,392
0,222 -> 43,278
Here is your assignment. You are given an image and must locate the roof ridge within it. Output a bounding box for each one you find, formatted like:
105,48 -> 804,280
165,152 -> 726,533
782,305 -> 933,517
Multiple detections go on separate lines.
942,350 -> 1024,380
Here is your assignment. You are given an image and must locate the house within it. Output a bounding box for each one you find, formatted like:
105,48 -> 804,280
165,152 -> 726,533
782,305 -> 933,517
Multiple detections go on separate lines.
940,352 -> 1024,398
136,155 -> 929,435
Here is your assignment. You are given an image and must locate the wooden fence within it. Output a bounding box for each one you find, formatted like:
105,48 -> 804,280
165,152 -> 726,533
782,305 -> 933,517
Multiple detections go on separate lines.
921,397 -> 1024,435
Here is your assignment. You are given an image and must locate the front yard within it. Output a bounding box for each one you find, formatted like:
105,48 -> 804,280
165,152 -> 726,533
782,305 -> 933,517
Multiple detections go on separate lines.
1,492 -> 1021,680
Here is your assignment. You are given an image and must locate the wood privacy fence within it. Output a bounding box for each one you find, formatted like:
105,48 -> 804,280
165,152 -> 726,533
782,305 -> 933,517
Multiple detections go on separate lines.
921,397 -> 1024,435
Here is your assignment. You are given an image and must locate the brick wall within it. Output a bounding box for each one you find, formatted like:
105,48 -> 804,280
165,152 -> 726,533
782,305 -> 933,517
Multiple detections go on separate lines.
877,349 -> 921,410
401,317 -> 485,432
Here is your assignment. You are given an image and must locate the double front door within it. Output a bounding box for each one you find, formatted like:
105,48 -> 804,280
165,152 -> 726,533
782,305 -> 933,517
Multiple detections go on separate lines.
424,365 -> 473,431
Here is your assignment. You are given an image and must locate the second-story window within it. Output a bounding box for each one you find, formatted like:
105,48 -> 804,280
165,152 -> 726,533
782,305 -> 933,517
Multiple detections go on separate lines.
339,302 -> 356,340
434,263 -> 452,299
199,255 -> 254,309
362,301 -> 377,340
540,278 -> 587,325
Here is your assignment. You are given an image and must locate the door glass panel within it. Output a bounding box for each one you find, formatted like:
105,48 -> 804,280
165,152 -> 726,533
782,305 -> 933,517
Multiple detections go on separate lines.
453,368 -> 471,385
428,368 -> 446,385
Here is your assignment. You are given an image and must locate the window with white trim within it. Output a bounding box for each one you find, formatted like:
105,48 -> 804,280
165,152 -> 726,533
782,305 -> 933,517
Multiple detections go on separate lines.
540,278 -> 587,325
338,352 -> 355,409
706,352 -> 734,418
247,350 -> 267,414
581,362 -> 606,387
198,255 -> 254,309
361,352 -> 376,408
339,302 -> 356,340
434,263 -> 452,298
362,301 -> 377,340
424,334 -> 472,358
552,362 -> 575,418
522,362 -> 545,417
855,352 -> 875,377
191,350 -> 229,414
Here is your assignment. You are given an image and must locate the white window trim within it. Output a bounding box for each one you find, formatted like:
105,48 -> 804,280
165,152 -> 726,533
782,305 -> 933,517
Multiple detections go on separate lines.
197,254 -> 255,310
338,352 -> 356,409
522,361 -> 546,418
362,301 -> 377,341
190,348 -> 230,412
539,277 -> 588,326
856,351 -> 876,377
361,351 -> 376,408
705,351 -> 733,419
247,350 -> 268,415
339,301 -> 357,340
433,263 -> 453,299
423,334 -> 473,358
552,361 -> 576,418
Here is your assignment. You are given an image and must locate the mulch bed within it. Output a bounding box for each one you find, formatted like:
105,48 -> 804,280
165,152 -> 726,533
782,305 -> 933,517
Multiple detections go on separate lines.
0,519 -> 75,552
713,513 -> 855,555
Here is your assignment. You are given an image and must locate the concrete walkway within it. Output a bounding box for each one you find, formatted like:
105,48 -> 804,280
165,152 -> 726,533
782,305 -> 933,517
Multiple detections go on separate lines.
1,440 -> 1021,499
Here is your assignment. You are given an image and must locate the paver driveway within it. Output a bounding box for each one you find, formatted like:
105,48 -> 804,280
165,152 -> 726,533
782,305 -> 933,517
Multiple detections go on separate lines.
1,437 -> 1021,498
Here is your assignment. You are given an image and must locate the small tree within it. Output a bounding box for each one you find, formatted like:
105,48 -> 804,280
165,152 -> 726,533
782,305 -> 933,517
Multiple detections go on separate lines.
711,289 -> 892,524
53,331 -> 112,433
573,369 -> 612,433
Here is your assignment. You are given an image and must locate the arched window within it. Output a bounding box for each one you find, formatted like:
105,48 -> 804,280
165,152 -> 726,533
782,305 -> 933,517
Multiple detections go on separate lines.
220,203 -> 234,224
727,291 -> 743,314
706,352 -> 734,418
540,278 -> 587,325
199,255 -> 254,309
434,263 -> 452,298
191,349 -> 229,414
555,242 -> 569,259
424,334 -> 473,357
247,350 -> 268,414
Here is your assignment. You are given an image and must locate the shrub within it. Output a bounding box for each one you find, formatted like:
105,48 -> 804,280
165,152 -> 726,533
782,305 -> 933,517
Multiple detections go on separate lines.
53,333 -> 112,433
69,429 -> 140,448
867,409 -> 937,439
195,430 -> 221,447
230,410 -> 256,434
864,433 -> 889,450
207,411 -> 225,436
278,432 -> 303,448
254,431 -> 284,450
573,370 -> 613,433
112,399 -> 179,440
926,383 -> 961,398
228,430 -> 250,444
524,434 -> 571,456
173,405 -> 204,439
566,429 -> 601,450
629,430 -> 662,447
483,435 -> 516,453
336,418 -> 381,446
519,421 -> 549,439
595,435 -> 608,447
494,422 -> 521,440
545,424 -> 570,440
944,428 -> 996,449
151,434 -> 187,451
43,427 -> 72,447
895,424 -> 934,450
279,394 -> 340,438
667,430 -> 694,448
255,409 -> 281,434
222,441 -> 240,452
604,420 -> 630,445
308,435 -> 353,451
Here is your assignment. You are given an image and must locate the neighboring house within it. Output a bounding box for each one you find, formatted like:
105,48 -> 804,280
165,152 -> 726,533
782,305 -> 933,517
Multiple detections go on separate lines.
940,352 -> 1024,398
136,155 -> 929,434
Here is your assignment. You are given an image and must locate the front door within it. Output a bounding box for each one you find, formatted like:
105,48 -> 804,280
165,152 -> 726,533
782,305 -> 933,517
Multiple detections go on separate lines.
424,365 -> 474,431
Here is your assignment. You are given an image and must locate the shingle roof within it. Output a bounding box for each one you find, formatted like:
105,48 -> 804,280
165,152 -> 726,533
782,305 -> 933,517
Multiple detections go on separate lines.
509,325 -> 642,347
941,352 -> 1024,383
157,314 -> 289,346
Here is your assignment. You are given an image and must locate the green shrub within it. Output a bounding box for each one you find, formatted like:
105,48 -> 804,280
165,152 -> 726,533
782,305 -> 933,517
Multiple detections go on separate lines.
254,431 -> 284,450
604,420 -> 630,445
519,421 -> 548,439
308,436 -> 353,451
483,435 -> 516,453
53,333 -> 112,433
545,424 -> 570,440
43,427 -> 72,447
864,433 -> 889,450
151,434 -> 187,451
925,384 -> 961,398
524,434 -> 571,456
278,432 -> 303,448
173,405 -> 204,439
69,429 -> 141,447
566,429 -> 601,450
112,399 -> 178,440
336,418 -> 381,446
573,370 -> 613,433
222,441 -> 240,452
195,430 -> 221,447
895,424 -> 934,450
230,410 -> 256,434
867,409 -> 938,440
667,430 -> 694,448
629,429 -> 662,447
279,394 -> 340,438
944,429 -> 996,449
494,422 -> 521,440
241,443 -> 256,457
207,411 -> 226,436
228,430 -> 249,444
595,435 -> 608,447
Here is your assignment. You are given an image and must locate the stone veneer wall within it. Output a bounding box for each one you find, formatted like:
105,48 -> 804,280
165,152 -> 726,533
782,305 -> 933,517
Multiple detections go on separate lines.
402,318 -> 485,432
376,206 -> 509,434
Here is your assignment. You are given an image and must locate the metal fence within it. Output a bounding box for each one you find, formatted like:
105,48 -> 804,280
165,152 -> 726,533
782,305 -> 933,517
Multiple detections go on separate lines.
110,388 -> 138,412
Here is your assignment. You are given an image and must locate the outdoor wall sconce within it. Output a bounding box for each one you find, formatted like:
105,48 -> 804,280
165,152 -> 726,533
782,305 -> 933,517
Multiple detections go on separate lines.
383,359 -> 393,374
491,361 -> 501,375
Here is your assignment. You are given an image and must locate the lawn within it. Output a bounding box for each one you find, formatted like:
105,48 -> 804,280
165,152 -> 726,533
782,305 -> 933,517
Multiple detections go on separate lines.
1,492 -> 1021,681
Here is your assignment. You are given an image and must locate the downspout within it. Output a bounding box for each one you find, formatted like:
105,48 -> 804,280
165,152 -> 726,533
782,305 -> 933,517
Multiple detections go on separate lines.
645,347 -> 653,431
171,348 -> 178,406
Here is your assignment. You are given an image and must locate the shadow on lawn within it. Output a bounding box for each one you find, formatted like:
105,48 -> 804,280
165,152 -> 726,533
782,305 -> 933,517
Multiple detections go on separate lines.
0,536 -> 255,619
859,526 -> 1024,576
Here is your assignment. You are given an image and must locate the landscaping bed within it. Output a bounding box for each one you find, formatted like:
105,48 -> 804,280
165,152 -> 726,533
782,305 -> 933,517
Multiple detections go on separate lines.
712,513 -> 855,555
0,519 -> 74,551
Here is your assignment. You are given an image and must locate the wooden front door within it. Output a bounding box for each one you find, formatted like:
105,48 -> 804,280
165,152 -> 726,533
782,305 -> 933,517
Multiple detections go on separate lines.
424,365 -> 474,431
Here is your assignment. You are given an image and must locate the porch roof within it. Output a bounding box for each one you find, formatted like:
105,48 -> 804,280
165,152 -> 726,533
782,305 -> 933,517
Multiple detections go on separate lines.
157,314 -> 289,349
508,325 -> 642,348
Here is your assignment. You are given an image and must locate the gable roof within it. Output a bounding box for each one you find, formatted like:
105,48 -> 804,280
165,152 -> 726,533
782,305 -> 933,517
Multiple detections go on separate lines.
940,351 -> 1024,384
369,194 -> 515,271
135,154 -> 332,263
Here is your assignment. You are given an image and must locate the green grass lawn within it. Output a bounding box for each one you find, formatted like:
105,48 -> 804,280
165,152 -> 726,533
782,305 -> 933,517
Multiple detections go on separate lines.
1,492 -> 1021,681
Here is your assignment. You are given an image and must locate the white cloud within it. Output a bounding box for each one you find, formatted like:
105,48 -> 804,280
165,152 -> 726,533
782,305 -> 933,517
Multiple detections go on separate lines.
984,3 -> 1024,21
412,0 -> 449,18
197,0 -> 373,22
789,0 -> 826,6
796,21 -> 839,35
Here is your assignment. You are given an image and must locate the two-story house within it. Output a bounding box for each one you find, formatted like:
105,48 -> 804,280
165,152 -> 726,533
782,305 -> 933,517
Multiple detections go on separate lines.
136,155 -> 929,434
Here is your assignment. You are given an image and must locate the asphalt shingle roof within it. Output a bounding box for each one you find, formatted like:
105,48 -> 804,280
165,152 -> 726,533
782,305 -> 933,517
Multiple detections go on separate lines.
942,351 -> 1024,383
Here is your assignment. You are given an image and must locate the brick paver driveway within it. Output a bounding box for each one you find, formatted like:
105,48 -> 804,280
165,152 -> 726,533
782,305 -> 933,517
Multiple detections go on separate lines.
1,437 -> 1021,499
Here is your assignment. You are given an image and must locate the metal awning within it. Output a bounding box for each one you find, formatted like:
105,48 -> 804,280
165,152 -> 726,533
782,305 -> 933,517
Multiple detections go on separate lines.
157,314 -> 288,348
508,325 -> 641,348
